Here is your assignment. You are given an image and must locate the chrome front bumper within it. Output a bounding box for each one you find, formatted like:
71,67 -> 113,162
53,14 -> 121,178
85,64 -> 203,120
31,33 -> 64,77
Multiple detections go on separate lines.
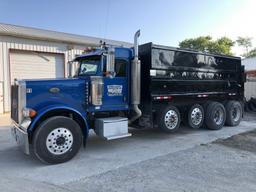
11,124 -> 30,155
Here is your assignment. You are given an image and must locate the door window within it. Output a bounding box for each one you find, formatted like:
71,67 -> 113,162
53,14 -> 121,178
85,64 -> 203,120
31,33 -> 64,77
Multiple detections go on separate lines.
115,59 -> 127,77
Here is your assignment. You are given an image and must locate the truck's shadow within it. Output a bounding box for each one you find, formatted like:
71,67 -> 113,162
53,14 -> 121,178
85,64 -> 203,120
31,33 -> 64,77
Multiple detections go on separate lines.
85,125 -> 209,151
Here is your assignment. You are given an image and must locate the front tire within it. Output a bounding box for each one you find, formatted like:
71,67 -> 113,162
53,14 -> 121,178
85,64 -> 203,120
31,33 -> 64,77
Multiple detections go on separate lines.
32,116 -> 82,164
158,105 -> 181,133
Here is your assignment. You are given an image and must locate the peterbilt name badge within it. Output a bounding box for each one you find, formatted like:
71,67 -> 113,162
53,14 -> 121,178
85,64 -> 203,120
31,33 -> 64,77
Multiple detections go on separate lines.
107,85 -> 123,96
49,87 -> 60,93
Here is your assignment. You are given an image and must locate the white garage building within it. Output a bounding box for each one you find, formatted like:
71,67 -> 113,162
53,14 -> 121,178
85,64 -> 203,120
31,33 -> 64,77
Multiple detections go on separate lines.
0,23 -> 131,113
242,57 -> 256,100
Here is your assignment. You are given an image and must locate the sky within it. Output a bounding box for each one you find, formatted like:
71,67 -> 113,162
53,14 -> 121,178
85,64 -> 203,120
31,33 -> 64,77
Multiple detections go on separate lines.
0,0 -> 255,56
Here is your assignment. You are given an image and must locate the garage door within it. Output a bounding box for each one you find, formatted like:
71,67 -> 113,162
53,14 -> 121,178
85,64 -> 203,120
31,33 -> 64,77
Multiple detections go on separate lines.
4,50 -> 65,112
10,50 -> 64,84
0,81 -> 3,114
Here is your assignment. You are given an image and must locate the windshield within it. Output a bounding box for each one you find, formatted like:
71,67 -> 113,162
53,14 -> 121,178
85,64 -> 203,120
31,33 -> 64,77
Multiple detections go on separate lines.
78,57 -> 100,76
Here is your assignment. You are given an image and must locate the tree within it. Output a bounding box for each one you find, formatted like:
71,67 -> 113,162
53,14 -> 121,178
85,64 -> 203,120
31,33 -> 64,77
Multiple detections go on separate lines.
179,36 -> 235,55
236,36 -> 252,56
208,37 -> 235,55
247,48 -> 256,58
179,36 -> 212,52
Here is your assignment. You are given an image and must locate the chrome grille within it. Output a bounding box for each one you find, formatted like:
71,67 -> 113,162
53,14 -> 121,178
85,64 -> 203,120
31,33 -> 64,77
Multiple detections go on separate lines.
11,84 -> 19,123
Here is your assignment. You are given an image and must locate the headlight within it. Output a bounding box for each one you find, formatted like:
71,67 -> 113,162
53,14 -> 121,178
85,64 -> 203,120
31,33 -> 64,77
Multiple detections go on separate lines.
22,108 -> 37,118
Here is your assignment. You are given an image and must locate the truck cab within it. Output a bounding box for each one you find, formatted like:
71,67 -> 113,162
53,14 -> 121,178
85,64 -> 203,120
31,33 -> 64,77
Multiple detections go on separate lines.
11,31 -> 141,164
73,47 -> 132,112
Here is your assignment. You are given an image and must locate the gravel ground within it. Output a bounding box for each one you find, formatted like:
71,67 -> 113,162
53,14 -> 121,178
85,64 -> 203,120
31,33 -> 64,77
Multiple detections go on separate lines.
65,144 -> 256,192
215,129 -> 256,153
0,113 -> 256,192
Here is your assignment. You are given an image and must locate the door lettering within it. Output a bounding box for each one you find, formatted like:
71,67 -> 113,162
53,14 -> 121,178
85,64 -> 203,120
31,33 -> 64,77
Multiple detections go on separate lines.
107,85 -> 123,96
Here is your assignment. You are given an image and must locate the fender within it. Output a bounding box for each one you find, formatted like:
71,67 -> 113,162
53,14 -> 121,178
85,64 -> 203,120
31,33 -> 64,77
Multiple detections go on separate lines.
27,105 -> 90,137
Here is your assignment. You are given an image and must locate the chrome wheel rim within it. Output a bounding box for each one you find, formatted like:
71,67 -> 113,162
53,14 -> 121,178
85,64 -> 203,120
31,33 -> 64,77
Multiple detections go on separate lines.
164,110 -> 178,130
46,128 -> 73,155
191,107 -> 203,126
214,109 -> 224,125
232,106 -> 240,122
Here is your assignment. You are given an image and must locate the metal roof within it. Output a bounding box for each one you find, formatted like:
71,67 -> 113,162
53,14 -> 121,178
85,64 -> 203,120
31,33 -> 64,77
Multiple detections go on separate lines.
0,23 -> 132,47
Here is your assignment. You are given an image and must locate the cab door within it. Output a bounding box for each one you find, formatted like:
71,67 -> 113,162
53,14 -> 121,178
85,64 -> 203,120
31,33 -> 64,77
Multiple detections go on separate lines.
103,59 -> 129,110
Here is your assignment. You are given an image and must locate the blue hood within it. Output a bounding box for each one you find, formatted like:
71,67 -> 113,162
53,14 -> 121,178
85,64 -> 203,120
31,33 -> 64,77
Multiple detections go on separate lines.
25,78 -> 87,113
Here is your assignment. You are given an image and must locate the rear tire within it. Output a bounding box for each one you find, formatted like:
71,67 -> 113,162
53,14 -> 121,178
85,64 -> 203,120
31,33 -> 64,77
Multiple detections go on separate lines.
205,102 -> 226,130
32,116 -> 82,164
157,105 -> 181,133
187,104 -> 204,129
225,101 -> 242,126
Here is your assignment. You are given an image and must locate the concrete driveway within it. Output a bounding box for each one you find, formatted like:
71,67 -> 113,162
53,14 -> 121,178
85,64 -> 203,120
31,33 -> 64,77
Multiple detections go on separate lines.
0,113 -> 256,192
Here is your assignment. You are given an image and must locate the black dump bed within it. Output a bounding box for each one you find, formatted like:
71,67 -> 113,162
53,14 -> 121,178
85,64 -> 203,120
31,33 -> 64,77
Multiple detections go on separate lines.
139,42 -> 244,101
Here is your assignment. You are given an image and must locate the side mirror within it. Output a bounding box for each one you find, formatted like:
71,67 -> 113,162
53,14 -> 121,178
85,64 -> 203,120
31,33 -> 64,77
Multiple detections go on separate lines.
106,47 -> 115,77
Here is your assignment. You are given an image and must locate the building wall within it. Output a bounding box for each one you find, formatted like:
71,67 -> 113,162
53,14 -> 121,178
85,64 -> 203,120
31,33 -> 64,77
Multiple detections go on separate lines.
245,79 -> 256,100
0,35 -> 88,113
242,57 -> 256,101
243,57 -> 256,71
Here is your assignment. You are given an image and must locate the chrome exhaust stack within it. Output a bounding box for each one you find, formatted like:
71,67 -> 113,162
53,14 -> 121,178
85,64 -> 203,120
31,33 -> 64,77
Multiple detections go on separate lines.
129,30 -> 142,123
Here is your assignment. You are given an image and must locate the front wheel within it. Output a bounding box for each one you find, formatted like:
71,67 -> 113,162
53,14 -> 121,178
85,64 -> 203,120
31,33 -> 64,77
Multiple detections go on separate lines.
157,105 -> 181,133
32,116 -> 82,164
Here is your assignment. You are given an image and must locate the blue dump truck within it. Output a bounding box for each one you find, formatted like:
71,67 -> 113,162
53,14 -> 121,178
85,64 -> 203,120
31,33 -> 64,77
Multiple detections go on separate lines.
11,31 -> 245,164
